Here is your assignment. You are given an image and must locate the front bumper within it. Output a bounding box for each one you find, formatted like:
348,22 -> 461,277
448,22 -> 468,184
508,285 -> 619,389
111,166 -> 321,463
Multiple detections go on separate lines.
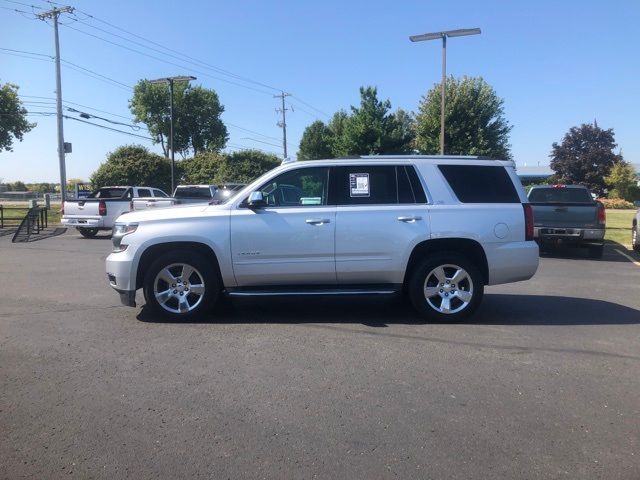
106,247 -> 138,308
534,227 -> 605,247
114,288 -> 136,307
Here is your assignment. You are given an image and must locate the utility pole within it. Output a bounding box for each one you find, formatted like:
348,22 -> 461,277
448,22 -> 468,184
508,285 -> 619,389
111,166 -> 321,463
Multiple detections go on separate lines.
274,91 -> 290,160
37,6 -> 74,201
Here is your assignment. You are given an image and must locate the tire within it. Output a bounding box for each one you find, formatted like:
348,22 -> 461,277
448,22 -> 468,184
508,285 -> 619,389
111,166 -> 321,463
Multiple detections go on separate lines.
142,251 -> 220,320
633,226 -> 640,253
588,245 -> 604,259
77,227 -> 99,238
409,253 -> 484,322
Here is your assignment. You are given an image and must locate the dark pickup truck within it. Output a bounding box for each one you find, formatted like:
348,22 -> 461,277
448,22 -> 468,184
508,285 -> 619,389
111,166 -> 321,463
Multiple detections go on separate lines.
528,185 -> 606,258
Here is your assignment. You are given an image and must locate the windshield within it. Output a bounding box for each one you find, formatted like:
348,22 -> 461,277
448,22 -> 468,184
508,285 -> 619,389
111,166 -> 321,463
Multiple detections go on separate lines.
174,187 -> 214,199
528,187 -> 593,203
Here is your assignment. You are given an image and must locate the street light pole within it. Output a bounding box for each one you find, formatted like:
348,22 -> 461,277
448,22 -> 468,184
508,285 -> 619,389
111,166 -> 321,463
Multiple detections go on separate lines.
149,75 -> 197,193
410,28 -> 481,155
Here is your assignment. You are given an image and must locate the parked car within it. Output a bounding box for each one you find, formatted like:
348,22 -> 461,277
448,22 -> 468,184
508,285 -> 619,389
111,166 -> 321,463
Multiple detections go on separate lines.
61,186 -> 171,238
105,156 -> 539,321
132,188 -> 177,211
173,185 -> 218,205
527,184 -> 606,258
632,209 -> 640,252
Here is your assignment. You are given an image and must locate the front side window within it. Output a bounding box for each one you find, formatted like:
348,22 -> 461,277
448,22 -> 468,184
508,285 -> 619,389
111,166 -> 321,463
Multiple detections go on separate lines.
257,167 -> 329,207
153,189 -> 168,198
137,188 -> 152,197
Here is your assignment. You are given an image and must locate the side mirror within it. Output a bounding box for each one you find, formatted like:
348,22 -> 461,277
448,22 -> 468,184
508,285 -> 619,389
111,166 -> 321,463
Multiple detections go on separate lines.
247,191 -> 266,209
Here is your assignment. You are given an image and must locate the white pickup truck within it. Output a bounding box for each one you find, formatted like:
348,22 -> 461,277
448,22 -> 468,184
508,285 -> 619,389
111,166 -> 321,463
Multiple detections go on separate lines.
62,186 -> 172,237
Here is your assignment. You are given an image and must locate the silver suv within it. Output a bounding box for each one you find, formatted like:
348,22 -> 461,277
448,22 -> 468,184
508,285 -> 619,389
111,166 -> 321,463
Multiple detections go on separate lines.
106,156 -> 539,321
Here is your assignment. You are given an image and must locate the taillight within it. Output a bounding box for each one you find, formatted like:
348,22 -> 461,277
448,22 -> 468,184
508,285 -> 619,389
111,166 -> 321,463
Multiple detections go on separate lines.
597,202 -> 606,225
523,203 -> 534,241
99,200 -> 107,216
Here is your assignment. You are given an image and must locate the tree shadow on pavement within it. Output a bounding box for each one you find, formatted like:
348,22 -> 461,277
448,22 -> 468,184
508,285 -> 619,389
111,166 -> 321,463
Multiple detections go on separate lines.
137,293 -> 640,327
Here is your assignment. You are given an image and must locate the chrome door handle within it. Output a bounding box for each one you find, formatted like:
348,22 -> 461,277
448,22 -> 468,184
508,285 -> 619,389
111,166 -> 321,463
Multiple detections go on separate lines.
397,216 -> 422,223
306,218 -> 330,225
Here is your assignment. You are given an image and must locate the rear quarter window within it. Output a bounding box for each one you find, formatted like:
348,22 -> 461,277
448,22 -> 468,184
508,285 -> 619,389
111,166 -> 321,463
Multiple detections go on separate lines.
438,165 -> 520,203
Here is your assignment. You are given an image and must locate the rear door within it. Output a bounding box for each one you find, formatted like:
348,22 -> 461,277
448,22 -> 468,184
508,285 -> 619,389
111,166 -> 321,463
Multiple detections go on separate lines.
331,165 -> 430,285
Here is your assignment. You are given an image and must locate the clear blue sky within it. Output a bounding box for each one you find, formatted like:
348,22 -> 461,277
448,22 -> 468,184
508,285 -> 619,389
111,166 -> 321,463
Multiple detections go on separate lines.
1,0 -> 638,183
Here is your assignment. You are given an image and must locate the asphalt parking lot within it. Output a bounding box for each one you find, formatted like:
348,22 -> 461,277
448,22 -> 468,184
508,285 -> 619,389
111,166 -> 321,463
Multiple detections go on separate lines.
1,230 -> 639,479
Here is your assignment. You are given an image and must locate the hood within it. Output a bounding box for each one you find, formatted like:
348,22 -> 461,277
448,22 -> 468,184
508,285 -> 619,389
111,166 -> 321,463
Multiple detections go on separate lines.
117,203 -> 229,224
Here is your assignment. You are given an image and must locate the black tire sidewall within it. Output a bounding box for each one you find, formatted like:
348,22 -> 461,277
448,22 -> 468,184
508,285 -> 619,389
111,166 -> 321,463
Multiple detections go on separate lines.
409,253 -> 484,322
77,227 -> 99,238
143,251 -> 219,320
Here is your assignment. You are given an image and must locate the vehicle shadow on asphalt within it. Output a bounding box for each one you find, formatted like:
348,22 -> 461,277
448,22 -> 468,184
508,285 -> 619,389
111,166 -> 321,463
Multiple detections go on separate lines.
136,293 -> 640,327
540,241 -> 638,262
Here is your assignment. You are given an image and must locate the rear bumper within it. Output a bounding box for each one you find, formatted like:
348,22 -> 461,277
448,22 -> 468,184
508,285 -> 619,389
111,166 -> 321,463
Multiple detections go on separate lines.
534,227 -> 605,247
485,241 -> 539,286
62,216 -> 105,228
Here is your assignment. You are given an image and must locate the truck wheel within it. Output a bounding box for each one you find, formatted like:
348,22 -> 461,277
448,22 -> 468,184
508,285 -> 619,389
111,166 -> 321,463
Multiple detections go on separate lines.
77,227 -> 99,238
142,251 -> 219,320
633,226 -> 640,253
409,254 -> 483,322
588,245 -> 604,259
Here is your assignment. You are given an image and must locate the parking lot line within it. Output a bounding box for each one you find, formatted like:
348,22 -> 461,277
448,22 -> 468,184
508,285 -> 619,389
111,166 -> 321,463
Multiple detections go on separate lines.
614,248 -> 640,266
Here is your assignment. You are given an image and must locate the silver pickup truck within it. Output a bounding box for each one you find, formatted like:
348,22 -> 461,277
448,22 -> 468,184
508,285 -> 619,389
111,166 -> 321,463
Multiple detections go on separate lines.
62,186 -> 172,237
528,185 -> 606,258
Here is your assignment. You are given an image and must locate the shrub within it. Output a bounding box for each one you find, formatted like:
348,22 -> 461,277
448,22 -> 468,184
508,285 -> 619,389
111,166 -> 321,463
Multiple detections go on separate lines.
597,198 -> 635,209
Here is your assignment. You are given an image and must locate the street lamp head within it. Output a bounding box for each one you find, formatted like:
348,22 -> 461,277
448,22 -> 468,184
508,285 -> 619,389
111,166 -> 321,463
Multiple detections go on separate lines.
409,28 -> 481,42
148,75 -> 197,84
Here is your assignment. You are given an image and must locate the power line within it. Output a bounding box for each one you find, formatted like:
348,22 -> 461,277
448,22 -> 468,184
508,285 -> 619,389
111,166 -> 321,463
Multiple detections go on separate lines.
1,0 -> 42,8
61,59 -> 133,90
290,95 -> 330,118
63,115 -> 154,141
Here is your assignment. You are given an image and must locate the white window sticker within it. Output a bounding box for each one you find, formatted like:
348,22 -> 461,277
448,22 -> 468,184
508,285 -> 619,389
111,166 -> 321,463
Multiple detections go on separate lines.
350,173 -> 370,197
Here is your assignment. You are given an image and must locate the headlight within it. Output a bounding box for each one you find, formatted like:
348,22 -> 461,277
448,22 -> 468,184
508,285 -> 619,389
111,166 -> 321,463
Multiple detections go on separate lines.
112,223 -> 138,252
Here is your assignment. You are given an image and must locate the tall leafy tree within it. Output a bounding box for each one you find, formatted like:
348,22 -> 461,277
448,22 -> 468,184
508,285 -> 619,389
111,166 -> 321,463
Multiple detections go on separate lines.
0,82 -> 35,152
297,87 -> 415,159
130,81 -> 228,157
298,120 -> 333,160
605,161 -> 639,201
415,76 -> 512,159
550,122 -> 622,195
90,145 -> 172,192
214,149 -> 281,184
179,152 -> 223,184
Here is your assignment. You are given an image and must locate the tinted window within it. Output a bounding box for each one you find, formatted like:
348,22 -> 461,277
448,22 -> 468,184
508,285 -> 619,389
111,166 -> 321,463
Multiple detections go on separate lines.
137,188 -> 151,197
174,187 -> 214,199
406,166 -> 427,203
153,189 -> 168,198
257,167 -> 329,207
438,165 -> 519,203
89,188 -> 127,199
528,187 -> 593,203
330,166 -> 397,205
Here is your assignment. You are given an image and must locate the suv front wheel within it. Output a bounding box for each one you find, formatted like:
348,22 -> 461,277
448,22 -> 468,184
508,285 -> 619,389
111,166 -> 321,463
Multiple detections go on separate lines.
409,254 -> 484,322
143,251 -> 219,320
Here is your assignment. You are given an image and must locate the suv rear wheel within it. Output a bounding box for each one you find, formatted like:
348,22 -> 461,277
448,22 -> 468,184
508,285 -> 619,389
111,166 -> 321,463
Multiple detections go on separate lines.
77,227 -> 99,238
633,225 -> 640,253
142,251 -> 219,320
409,254 -> 483,322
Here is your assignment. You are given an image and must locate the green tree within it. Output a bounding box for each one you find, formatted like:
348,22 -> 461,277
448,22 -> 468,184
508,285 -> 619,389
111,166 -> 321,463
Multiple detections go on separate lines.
29,183 -> 56,193
7,181 -> 27,191
179,152 -> 224,184
605,161 -> 639,201
214,149 -> 280,184
298,120 -> 333,160
130,81 -> 228,157
415,76 -> 512,159
90,145 -> 172,192
336,86 -> 414,156
0,82 -> 35,152
550,122 -> 622,195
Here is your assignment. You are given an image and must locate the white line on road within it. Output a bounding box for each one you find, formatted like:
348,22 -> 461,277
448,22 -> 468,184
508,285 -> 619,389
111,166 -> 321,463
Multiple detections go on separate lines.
614,248 -> 640,266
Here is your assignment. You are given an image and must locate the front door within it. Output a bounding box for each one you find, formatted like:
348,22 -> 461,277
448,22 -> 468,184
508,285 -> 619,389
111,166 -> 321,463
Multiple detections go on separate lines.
230,166 -> 336,286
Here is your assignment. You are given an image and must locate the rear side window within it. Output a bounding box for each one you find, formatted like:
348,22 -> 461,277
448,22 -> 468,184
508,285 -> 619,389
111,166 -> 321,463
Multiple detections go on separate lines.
438,165 -> 520,203
153,189 -> 168,198
330,165 -> 427,205
137,188 -> 151,197
528,187 -> 593,203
